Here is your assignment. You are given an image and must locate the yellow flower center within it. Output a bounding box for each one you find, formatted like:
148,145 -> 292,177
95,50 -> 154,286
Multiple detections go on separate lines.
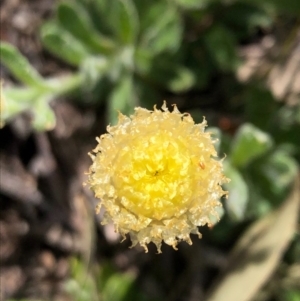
113,130 -> 196,220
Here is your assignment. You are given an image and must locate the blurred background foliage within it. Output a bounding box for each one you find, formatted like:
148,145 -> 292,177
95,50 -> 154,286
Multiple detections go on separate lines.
1,0 -> 299,300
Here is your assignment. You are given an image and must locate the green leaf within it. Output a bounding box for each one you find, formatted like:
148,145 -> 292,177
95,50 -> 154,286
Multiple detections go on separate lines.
2,74 -> 81,130
140,5 -> 182,54
73,0 -> 114,36
57,2 -> 115,54
224,161 -> 249,221
96,263 -> 116,291
230,123 -> 273,168
93,0 -> 139,44
138,53 -> 196,92
0,42 -> 46,88
115,0 -> 139,44
246,177 -> 272,218
281,289 -> 300,301
103,273 -> 135,301
67,257 -> 99,301
92,0 -> 108,14
3,87 -> 56,131
172,0 -> 209,9
40,21 -> 91,66
204,24 -> 239,72
31,95 -> 56,131
134,48 -> 153,75
108,74 -> 136,125
119,46 -> 135,71
249,150 -> 298,205
167,65 -> 196,93
2,87 -> 42,123
47,73 -> 82,98
80,56 -> 110,92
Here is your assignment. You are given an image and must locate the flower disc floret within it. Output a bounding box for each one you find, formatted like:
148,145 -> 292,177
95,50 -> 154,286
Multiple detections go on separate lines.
87,102 -> 228,252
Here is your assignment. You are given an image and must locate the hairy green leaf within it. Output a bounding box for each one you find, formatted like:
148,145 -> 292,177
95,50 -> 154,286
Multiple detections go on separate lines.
108,74 -> 136,125
137,53 -> 195,92
230,123 -> 273,168
224,161 -> 249,221
57,2 -> 115,54
80,56 -> 110,99
40,21 -> 91,66
140,5 -> 182,54
117,0 -> 139,44
167,65 -> 196,92
103,273 -> 135,301
172,0 -> 209,9
0,43 -> 46,88
32,96 -> 56,131
249,150 -> 298,206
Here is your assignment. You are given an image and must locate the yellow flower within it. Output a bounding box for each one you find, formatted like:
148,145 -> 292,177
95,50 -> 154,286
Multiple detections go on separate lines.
87,102 -> 228,253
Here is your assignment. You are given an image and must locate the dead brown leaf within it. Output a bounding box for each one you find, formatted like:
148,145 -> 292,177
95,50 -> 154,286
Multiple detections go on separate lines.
205,173 -> 300,301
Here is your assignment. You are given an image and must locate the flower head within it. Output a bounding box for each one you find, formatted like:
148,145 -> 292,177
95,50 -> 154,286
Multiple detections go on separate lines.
87,102 -> 228,253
